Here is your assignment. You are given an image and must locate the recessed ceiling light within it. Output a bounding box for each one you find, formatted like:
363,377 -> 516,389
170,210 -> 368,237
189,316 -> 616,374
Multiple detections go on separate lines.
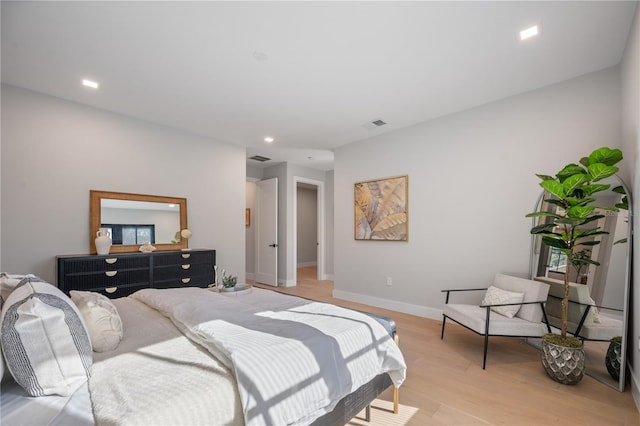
253,51 -> 269,61
82,79 -> 99,89
519,25 -> 539,41
264,137 -> 274,143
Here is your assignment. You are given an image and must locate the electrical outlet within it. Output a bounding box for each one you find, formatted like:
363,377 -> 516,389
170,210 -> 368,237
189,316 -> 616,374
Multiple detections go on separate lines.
386,277 -> 393,286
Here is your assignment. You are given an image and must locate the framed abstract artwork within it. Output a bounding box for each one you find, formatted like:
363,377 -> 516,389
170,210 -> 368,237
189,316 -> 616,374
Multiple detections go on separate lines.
354,175 -> 408,241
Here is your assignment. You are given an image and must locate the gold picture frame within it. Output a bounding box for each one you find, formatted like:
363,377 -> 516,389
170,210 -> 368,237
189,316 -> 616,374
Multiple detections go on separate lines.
354,175 -> 408,241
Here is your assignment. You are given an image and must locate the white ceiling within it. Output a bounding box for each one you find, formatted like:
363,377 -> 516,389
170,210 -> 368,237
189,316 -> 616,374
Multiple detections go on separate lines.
2,1 -> 637,171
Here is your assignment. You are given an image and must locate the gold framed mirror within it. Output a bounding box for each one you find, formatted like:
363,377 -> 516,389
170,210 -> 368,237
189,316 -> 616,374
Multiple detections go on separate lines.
90,190 -> 188,254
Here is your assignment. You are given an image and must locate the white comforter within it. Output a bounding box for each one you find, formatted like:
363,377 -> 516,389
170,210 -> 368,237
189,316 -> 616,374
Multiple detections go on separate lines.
132,287 -> 406,426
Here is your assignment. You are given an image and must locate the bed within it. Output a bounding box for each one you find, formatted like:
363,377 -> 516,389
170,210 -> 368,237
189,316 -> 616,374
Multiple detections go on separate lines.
0,274 -> 406,425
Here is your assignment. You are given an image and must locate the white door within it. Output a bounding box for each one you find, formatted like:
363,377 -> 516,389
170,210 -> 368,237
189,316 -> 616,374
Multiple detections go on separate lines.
255,178 -> 278,286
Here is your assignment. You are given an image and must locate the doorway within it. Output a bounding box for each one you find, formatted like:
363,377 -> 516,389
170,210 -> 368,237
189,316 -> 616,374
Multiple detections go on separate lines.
293,177 -> 325,284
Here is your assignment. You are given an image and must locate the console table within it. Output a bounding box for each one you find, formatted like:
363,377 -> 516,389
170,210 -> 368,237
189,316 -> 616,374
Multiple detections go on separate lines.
57,249 -> 215,298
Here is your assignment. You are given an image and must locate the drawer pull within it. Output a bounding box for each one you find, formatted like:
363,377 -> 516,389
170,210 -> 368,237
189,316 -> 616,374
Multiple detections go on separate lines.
105,287 -> 117,294
105,258 -> 118,265
181,264 -> 191,270
181,253 -> 191,259
105,271 -> 118,277
181,278 -> 191,284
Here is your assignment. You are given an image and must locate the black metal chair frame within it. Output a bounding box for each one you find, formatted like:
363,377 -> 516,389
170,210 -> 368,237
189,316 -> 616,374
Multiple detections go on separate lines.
441,288 -> 551,369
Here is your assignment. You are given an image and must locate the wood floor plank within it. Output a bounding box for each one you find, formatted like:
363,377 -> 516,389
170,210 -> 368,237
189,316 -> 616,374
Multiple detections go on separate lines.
251,267 -> 640,425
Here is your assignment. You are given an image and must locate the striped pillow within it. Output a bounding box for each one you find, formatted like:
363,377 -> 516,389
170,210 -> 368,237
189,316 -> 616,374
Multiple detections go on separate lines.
0,278 -> 92,396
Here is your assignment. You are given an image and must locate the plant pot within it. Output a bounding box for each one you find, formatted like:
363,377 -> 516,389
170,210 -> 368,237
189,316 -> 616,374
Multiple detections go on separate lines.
605,338 -> 622,381
222,287 -> 235,292
541,338 -> 585,385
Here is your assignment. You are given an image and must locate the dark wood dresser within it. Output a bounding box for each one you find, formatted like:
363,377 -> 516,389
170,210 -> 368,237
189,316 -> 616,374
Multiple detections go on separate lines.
57,249 -> 215,297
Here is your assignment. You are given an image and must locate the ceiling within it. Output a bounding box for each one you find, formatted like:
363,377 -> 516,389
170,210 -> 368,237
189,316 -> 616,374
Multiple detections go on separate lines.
2,1 -> 637,171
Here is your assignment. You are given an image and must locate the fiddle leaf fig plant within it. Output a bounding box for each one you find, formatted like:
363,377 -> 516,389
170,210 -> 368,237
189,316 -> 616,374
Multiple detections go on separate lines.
526,147 -> 623,340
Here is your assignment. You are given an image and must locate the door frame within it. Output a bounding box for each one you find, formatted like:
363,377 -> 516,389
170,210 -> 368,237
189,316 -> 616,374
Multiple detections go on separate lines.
293,176 -> 326,283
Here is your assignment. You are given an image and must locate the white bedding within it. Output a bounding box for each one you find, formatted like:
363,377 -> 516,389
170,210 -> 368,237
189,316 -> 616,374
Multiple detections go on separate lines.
89,297 -> 242,425
2,287 -> 405,426
132,287 -> 406,426
1,379 -> 93,426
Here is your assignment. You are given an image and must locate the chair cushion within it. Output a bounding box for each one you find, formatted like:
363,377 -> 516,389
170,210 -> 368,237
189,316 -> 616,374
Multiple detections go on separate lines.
535,277 -> 597,326
493,274 -> 549,323
547,313 -> 622,341
482,286 -> 524,318
444,304 -> 548,337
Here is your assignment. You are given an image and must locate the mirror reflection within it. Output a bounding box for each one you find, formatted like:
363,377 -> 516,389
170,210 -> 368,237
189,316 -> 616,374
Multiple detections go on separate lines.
90,190 -> 188,254
100,199 -> 181,245
530,175 -> 631,391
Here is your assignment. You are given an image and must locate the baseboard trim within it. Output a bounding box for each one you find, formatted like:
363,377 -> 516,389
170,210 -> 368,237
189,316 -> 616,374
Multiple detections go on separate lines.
332,289 -> 442,320
297,261 -> 318,268
630,365 -> 640,413
325,274 -> 335,281
279,278 -> 296,287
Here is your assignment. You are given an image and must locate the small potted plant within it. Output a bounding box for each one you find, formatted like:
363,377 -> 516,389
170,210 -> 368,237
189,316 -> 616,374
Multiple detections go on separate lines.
527,146 -> 623,385
221,270 -> 237,292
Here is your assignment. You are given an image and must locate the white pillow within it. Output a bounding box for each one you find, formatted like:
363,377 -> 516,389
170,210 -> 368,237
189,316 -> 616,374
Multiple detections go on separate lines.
0,273 -> 43,303
70,290 -> 123,352
482,285 -> 525,318
0,278 -> 92,396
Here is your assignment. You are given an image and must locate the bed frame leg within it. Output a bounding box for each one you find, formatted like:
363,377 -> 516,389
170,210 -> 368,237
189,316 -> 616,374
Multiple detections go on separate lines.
365,405 -> 371,422
393,387 -> 399,414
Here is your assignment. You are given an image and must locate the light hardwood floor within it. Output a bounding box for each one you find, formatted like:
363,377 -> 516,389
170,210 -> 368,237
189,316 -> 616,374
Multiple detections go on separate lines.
251,267 -> 640,426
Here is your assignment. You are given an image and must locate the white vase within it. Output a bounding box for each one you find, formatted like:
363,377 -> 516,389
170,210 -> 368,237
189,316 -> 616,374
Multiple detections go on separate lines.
95,228 -> 112,255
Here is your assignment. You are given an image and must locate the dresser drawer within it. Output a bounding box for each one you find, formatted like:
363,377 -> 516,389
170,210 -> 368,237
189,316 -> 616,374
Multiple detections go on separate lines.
61,255 -> 150,273
154,274 -> 212,289
153,250 -> 213,267
153,262 -> 213,281
60,269 -> 150,292
97,283 -> 149,298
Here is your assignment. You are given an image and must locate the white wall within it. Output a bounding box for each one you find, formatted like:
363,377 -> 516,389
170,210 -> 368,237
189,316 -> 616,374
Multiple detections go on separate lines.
297,186 -> 317,266
334,67 -> 623,319
1,84 -> 246,284
620,2 -> 640,410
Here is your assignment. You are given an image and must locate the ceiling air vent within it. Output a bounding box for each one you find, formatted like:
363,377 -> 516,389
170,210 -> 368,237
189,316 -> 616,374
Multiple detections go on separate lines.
362,118 -> 388,130
249,155 -> 271,162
